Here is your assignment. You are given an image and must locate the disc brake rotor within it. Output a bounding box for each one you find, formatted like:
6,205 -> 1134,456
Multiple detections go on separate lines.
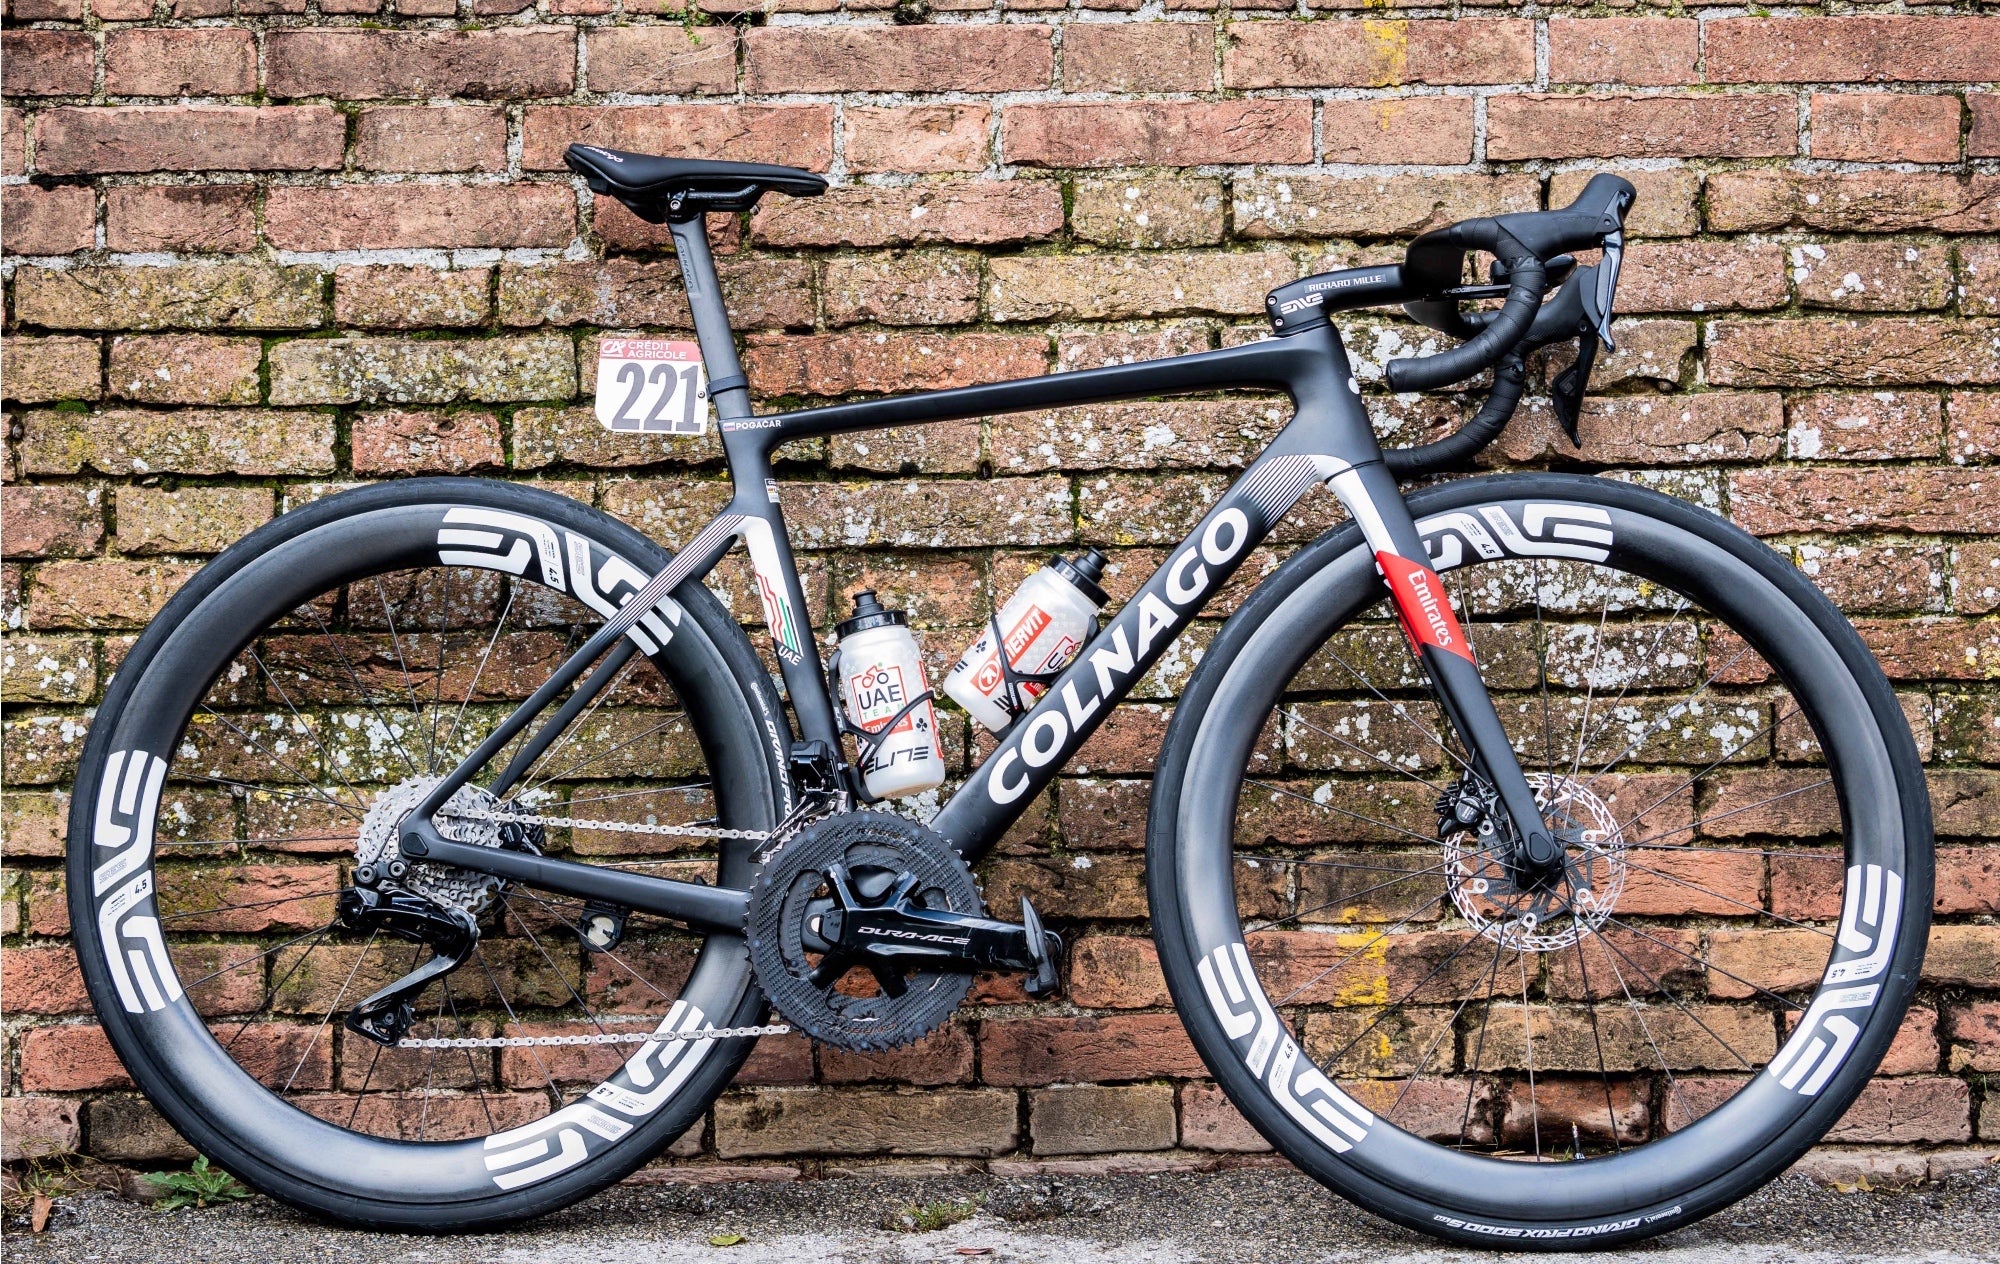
1440,771 -> 1628,953
745,811 -> 982,1051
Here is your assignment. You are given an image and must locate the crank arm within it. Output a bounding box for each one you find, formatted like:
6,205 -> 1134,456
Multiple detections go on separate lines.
401,823 -> 750,935
840,895 -> 1064,997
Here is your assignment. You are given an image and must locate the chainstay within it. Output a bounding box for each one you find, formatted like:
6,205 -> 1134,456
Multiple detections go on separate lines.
396,1022 -> 792,1049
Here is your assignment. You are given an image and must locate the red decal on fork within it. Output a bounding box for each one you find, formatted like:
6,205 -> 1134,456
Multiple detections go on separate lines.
1376,552 -> 1475,663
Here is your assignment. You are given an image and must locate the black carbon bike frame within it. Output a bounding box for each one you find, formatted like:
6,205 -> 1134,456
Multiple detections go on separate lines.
398,214 -> 1557,934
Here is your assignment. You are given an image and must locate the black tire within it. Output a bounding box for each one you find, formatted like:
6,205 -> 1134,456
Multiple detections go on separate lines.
67,478 -> 792,1231
1148,473 -> 1931,1250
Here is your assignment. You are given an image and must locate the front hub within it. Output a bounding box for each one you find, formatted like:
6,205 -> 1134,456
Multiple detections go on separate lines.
1438,772 -> 1628,954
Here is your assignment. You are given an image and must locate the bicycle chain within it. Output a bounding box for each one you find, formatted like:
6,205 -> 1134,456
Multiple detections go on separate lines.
392,806 -> 786,1047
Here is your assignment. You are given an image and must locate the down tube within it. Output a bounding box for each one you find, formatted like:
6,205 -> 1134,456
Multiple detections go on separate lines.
931,450 -> 1349,858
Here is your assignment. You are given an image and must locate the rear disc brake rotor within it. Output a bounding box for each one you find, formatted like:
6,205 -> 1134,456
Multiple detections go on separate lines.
745,811 -> 982,1051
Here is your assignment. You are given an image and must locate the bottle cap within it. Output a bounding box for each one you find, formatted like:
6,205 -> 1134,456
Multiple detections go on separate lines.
835,588 -> 907,637
1048,548 -> 1109,608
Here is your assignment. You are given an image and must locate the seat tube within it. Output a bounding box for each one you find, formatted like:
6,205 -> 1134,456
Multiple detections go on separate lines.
1328,459 -> 1561,870
666,215 -> 753,421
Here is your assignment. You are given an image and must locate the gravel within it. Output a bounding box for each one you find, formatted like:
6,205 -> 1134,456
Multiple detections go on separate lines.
6,1165 -> 1997,1264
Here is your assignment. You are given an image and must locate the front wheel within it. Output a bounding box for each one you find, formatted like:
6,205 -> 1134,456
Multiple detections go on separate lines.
1149,473 -> 1930,1249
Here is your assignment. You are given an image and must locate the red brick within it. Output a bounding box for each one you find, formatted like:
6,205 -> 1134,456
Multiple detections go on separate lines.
10,0 -> 84,16
109,334 -> 262,405
1488,94 -> 1795,160
1785,392 -> 1942,461
1615,239 -> 1788,313
1706,17 -> 2000,84
1,944 -> 91,1014
1549,18 -> 1699,86
2,31 -> 93,97
1927,924 -> 2000,988
1551,168 -> 1700,238
747,25 -> 1050,93
753,181 -> 1063,249
716,1086 -> 1019,1158
745,332 -> 1046,398
106,185 -> 255,252
1003,99 -> 1312,168
265,184 -> 574,251
1945,1001 -> 2000,1071
15,263 -> 324,332
1235,173 -> 1537,239
1,336 -> 101,404
1029,1083 -> 1175,1155
115,484 -> 273,553
1707,172 -> 2000,234
334,265 -> 493,329
266,26 -> 576,99
1710,318 -> 2000,388
2,485 -> 103,558
1321,97 -> 1473,166
821,1026 -> 975,1086
1066,935 -> 1172,1009
1733,467 -> 2000,535
1828,1076 -> 1971,1144
1064,23 -> 1212,93
2,184 -> 93,255
823,251 -> 981,327
522,104 -> 833,172
17,1024 -> 134,1092
351,410 -> 504,474
843,104 -> 991,174
1938,847 -> 2000,917
1974,94 -> 2000,158
1793,241 -> 1953,313
35,105 -> 346,174
983,1013 -> 1203,1086
1223,19 -> 1532,88
353,106 -> 508,173
1070,176 -> 1224,249
3,108 -> 25,176
1948,391 -> 2000,464
1812,93 -> 1961,163
1180,1082 -> 1269,1152
585,26 -> 736,94
104,28 -> 257,97
1,1098 -> 81,1162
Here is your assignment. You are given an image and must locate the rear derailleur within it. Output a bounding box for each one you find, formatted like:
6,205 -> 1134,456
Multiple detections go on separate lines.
336,884 -> 479,1048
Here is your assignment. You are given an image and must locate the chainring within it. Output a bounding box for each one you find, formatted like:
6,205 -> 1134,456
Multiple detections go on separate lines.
745,811 -> 982,1052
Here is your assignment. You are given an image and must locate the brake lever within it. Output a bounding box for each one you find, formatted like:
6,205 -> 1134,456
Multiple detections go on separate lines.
1549,333 -> 1597,449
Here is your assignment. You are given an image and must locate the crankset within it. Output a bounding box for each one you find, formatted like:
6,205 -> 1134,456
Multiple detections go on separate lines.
337,884 -> 480,1047
746,811 -> 1063,1051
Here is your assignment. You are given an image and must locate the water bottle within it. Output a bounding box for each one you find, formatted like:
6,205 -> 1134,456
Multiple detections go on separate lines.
832,590 -> 946,800
943,550 -> 1108,733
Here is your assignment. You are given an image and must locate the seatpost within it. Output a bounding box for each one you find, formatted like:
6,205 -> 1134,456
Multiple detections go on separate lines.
666,214 -> 754,423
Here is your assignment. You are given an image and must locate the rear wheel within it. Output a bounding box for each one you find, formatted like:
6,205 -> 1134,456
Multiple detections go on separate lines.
1150,473 -> 1931,1249
68,478 -> 791,1230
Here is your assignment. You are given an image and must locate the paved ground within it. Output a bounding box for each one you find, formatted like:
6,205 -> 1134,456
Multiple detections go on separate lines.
6,1166 -> 1998,1264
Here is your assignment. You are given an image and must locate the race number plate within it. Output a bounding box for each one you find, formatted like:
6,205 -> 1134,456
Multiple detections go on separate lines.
595,338 -> 709,436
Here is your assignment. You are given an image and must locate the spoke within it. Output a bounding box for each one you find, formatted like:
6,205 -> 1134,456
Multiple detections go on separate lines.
158,887 -> 339,925
1573,642 -> 1753,792
1593,923 -> 1695,1135
1281,706 -> 1446,793
1244,778 -> 1447,849
507,887 -> 681,1008
1314,643 -> 1471,773
1531,558 -> 1560,779
426,567 -> 456,774
1314,923 -> 1497,1072
442,974 -> 497,1134
1609,852 -> 1833,939
1600,915 -> 1810,1012
248,644 -> 374,814
473,944 -> 562,1111
157,832 -> 354,849
499,893 -> 613,1042
1615,768 -> 1825,854
559,781 -> 714,809
1265,888 -> 1456,1008
1600,705 -> 1802,843
1389,930 -> 1507,1121
177,921 -> 336,992
1568,921 -> 1623,1154
1592,926 -> 1758,1071
198,704 -> 367,818
1570,596 -> 1693,783
345,943 -> 418,1129
516,655 -> 647,802
1519,949 -> 1540,1161
1248,840 -> 1506,932
223,923 -> 334,1056
418,985 -> 449,1141
179,774 -> 366,823
442,586 -> 517,758
1566,601 -> 1615,788
1623,841 -> 1842,860
305,604 -> 425,780
528,710 -> 691,794
284,928 -> 378,1093
374,577 -> 437,761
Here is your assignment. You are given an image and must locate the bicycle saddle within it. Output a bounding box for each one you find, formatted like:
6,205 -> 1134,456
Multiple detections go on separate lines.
565,144 -> 827,222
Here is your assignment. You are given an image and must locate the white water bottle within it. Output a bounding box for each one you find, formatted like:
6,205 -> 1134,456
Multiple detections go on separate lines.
833,590 -> 946,800
944,550 -> 1108,733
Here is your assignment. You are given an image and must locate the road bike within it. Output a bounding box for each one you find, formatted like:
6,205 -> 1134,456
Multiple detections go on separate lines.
68,149 -> 1932,1248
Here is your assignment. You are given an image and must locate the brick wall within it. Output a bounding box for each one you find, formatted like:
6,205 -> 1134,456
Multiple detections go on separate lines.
2,0 -> 1998,1183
